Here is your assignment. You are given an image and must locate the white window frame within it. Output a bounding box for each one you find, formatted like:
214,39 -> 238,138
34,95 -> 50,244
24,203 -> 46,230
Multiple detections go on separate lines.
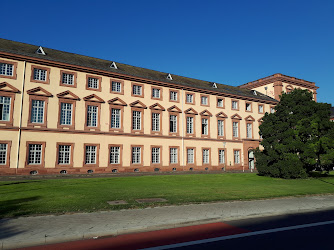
132,147 -> 141,164
219,149 -> 225,164
170,148 -> 178,164
28,144 -> 42,165
186,116 -> 194,134
152,88 -> 160,98
34,68 -> 47,81
217,99 -> 223,107
110,146 -> 120,164
187,148 -> 194,164
201,96 -> 208,105
58,145 -> 71,165
247,123 -> 252,138
112,81 -> 121,92
60,102 -> 72,125
233,121 -> 239,137
186,94 -> 193,103
202,118 -> 208,135
234,150 -> 240,164
170,91 -> 178,101
170,115 -> 177,133
203,149 -> 209,164
0,96 -> 11,121
0,63 -> 13,76
152,147 -> 160,164
111,108 -> 121,129
87,105 -> 98,127
218,120 -> 224,136
88,77 -> 99,89
62,73 -> 74,85
152,113 -> 160,131
232,101 -> 238,110
259,105 -> 264,113
31,100 -> 44,124
0,143 -> 8,165
132,110 -> 141,130
246,103 -> 251,111
133,85 -> 142,96
85,145 -> 96,164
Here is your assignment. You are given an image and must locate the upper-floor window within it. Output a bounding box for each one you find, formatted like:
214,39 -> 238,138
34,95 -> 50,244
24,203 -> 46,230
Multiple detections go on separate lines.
0,143 -> 8,165
270,107 -> 275,113
201,96 -> 208,105
152,147 -> 160,164
112,81 -> 122,93
218,120 -> 224,136
246,103 -> 251,111
31,100 -> 44,123
87,105 -> 98,127
232,100 -> 238,110
170,115 -> 177,133
88,77 -> 99,89
85,145 -> 97,164
62,73 -> 74,85
133,85 -> 142,96
60,103 -> 72,125
233,121 -> 239,137
186,94 -> 193,103
132,110 -> 141,130
170,91 -> 178,101
152,88 -> 160,99
0,96 -> 11,121
111,108 -> 121,129
34,68 -> 47,82
202,118 -> 208,135
0,63 -> 13,76
152,113 -> 160,131
203,149 -> 209,164
186,116 -> 194,134
247,123 -> 252,138
217,99 -> 224,108
259,105 -> 264,113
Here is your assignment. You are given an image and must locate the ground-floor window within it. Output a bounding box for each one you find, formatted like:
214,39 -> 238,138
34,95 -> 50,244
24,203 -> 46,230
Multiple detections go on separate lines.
110,146 -> 120,164
28,144 -> 42,165
85,145 -> 96,164
234,150 -> 240,164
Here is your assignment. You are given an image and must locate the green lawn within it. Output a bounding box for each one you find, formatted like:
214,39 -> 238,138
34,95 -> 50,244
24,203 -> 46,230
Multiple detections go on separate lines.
1,173 -> 334,218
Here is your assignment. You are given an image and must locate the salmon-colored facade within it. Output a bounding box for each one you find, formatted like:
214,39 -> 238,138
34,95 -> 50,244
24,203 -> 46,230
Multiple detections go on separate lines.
0,39 -> 318,175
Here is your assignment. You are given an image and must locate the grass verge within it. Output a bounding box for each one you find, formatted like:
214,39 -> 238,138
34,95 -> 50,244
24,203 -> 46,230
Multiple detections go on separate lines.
1,173 -> 334,218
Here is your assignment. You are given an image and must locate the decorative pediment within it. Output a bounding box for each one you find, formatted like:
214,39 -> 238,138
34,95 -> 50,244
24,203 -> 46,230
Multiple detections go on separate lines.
184,108 -> 198,115
57,90 -> 80,100
231,113 -> 242,120
83,94 -> 105,103
167,105 -> 182,113
200,109 -> 212,117
27,87 -> 52,97
108,97 -> 127,106
216,111 -> 228,118
258,117 -> 264,122
130,100 -> 147,109
0,82 -> 20,93
149,103 -> 165,111
245,115 -> 255,121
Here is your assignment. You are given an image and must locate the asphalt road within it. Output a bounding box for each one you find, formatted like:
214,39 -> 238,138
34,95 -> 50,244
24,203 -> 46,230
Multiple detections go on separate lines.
153,209 -> 334,250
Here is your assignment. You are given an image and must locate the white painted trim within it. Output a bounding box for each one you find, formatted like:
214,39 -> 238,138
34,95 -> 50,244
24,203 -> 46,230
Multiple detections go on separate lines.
110,61 -> 118,69
36,46 -> 46,55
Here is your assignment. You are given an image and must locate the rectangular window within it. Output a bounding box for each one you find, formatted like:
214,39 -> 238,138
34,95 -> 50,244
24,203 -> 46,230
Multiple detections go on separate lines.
28,144 -> 42,165
62,73 -> 74,85
58,145 -> 71,164
218,120 -> 224,136
152,113 -> 160,131
152,88 -> 160,98
170,148 -> 178,164
186,116 -> 193,134
259,105 -> 264,113
201,96 -> 208,105
246,103 -> 251,111
60,103 -> 72,125
152,147 -> 160,164
271,107 -> 275,113
133,85 -> 142,96
219,149 -> 225,164
217,99 -> 224,107
187,148 -> 194,164
85,145 -> 96,164
31,100 -> 44,123
132,111 -> 141,130
170,115 -> 177,133
132,147 -> 141,164
234,150 -> 240,164
202,118 -> 208,135
110,146 -> 120,164
112,81 -> 121,92
88,77 -> 99,89
87,105 -> 98,127
232,101 -> 238,110
203,149 -> 209,164
0,96 -> 11,121
0,143 -> 8,165
0,63 -> 13,76
111,108 -> 121,128
170,91 -> 178,101
34,68 -> 47,81
233,122 -> 239,137
186,94 -> 193,103
247,123 -> 252,138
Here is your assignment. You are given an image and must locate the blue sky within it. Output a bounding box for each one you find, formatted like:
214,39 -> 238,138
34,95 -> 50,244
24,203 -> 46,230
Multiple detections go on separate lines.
2,0 -> 333,105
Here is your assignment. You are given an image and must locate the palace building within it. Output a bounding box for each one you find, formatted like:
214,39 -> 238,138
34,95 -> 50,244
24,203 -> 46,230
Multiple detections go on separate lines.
0,38 -> 319,175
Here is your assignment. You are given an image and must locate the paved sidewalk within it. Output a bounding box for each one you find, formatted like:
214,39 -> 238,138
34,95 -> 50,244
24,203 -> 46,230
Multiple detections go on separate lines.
1,195 -> 334,249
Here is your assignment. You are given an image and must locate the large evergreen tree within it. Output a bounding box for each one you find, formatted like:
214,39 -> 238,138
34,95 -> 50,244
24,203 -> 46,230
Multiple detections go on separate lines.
255,89 -> 334,178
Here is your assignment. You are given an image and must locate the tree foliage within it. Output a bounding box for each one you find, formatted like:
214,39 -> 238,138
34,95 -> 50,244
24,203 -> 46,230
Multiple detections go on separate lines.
255,89 -> 334,178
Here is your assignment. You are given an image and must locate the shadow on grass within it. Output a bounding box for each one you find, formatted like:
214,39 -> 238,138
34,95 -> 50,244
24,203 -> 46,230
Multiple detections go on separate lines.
0,181 -> 41,187
0,196 -> 41,240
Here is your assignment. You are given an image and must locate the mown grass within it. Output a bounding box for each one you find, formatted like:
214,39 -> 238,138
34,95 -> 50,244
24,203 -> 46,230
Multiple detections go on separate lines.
1,173 -> 334,218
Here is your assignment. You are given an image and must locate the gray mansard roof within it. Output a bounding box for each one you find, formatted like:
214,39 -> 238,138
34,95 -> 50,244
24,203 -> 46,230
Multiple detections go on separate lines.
0,38 -> 277,103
